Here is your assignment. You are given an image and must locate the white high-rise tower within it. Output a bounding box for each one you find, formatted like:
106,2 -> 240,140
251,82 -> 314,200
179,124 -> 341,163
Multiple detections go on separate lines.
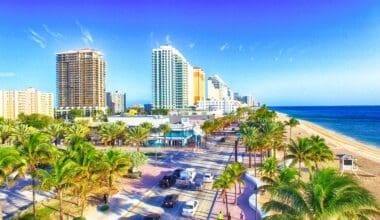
152,45 -> 193,110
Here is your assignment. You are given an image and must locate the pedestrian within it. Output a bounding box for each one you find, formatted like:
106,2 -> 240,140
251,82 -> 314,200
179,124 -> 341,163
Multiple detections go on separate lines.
217,211 -> 224,220
240,211 -> 244,220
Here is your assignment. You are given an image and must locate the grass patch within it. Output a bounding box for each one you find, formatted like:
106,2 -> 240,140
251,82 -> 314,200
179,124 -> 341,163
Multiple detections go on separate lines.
17,203 -> 58,220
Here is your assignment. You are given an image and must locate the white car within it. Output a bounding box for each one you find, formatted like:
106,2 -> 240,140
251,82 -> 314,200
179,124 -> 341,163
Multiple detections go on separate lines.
203,172 -> 214,183
182,200 -> 199,217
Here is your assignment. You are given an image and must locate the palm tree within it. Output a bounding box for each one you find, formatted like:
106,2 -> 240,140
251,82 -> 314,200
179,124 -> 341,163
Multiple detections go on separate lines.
260,167 -> 299,191
103,149 -> 131,196
36,158 -> 81,220
226,162 -> 247,204
201,120 -> 214,147
44,123 -> 66,146
125,126 -> 150,152
140,122 -> 153,132
284,117 -> 300,166
98,123 -> 124,147
260,157 -> 278,179
159,123 -> 171,147
263,168 -> 380,219
213,172 -> 234,217
10,124 -> 36,146
0,123 -> 12,145
241,126 -> 260,171
16,133 -> 55,219
65,123 -> 90,143
309,135 -> 333,170
0,147 -> 26,184
285,137 -> 313,180
71,144 -> 106,217
258,120 -> 285,159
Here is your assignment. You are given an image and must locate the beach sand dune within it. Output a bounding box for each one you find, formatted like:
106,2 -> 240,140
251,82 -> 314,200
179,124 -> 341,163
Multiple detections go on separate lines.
277,113 -> 380,199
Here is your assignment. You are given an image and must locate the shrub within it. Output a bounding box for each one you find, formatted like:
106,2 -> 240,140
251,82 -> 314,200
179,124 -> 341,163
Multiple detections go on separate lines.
98,204 -> 110,212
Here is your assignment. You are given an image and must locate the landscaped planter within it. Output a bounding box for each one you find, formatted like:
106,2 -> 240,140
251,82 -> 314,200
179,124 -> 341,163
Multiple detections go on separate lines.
97,204 -> 110,212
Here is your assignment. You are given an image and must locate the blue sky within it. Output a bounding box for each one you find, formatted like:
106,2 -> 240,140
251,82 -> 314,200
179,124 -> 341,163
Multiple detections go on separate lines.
0,0 -> 379,106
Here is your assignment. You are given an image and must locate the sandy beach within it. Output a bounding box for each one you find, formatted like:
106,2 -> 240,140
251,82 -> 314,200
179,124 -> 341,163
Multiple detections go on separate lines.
276,113 -> 380,199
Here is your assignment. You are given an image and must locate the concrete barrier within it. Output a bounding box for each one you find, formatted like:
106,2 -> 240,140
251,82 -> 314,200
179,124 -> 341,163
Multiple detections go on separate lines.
245,172 -> 266,218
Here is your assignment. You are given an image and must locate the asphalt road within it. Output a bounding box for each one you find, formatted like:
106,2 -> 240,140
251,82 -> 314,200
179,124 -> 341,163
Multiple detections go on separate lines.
122,140 -> 233,220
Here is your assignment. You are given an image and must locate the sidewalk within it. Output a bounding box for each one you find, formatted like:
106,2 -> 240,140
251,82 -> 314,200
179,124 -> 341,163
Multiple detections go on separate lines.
209,147 -> 260,220
84,161 -> 172,220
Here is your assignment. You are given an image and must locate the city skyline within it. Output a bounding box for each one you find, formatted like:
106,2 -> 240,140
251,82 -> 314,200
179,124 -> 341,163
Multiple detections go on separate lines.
0,0 -> 379,106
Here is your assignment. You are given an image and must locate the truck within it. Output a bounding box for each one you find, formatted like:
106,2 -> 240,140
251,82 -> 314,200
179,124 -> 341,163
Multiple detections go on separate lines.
176,168 -> 196,188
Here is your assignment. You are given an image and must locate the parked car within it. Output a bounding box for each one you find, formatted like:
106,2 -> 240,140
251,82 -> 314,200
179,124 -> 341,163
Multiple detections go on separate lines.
162,194 -> 179,208
143,213 -> 161,220
181,200 -> 199,217
203,172 -> 214,183
173,168 -> 184,178
176,168 -> 196,188
194,177 -> 204,191
159,175 -> 176,188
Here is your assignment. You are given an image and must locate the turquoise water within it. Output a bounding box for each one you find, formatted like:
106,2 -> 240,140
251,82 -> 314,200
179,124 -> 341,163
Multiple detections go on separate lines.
270,106 -> 380,148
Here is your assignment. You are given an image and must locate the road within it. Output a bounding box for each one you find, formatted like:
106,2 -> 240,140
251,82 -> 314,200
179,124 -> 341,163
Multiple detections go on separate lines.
122,139 -> 233,220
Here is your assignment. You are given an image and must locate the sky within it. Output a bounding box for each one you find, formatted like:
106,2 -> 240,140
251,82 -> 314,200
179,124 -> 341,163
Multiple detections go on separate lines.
0,0 -> 379,106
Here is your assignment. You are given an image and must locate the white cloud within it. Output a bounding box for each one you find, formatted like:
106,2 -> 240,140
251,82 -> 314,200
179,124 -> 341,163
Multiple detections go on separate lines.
220,43 -> 229,51
28,28 -> 46,48
188,42 -> 195,48
165,34 -> 172,44
43,24 -> 63,39
76,21 -> 93,45
0,72 -> 16,77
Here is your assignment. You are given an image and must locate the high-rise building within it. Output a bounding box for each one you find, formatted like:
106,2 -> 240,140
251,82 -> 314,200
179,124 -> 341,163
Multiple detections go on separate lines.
56,49 -> 106,113
207,75 -> 232,100
0,88 -> 54,119
106,91 -> 126,114
193,67 -> 205,104
152,45 -> 193,110
242,95 -> 254,106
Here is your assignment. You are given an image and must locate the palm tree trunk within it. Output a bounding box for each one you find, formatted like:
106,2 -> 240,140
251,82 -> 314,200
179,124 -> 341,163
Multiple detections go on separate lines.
253,152 -> 257,176
225,191 -> 229,216
234,183 -> 237,204
239,182 -> 242,194
32,176 -> 37,220
283,146 -> 287,167
80,185 -> 87,217
260,149 -> 263,165
249,151 -> 252,168
298,160 -> 301,181
59,189 -> 63,220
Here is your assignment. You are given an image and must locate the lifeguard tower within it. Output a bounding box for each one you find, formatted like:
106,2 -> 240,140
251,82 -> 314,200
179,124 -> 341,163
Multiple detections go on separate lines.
338,154 -> 359,177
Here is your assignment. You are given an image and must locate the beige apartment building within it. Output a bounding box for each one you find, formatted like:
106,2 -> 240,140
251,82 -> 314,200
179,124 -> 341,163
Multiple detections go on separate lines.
0,88 -> 54,119
56,49 -> 106,113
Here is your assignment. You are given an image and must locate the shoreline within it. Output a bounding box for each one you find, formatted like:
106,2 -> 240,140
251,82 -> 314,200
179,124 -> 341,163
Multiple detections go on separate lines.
276,112 -> 380,163
276,112 -> 380,199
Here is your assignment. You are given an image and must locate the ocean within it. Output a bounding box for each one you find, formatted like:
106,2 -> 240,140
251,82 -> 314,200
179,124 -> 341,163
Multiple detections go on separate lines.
270,106 -> 380,148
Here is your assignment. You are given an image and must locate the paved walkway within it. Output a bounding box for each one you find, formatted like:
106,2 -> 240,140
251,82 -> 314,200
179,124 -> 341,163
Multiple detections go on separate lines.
0,176 -> 54,220
84,159 -> 172,220
209,147 -> 260,220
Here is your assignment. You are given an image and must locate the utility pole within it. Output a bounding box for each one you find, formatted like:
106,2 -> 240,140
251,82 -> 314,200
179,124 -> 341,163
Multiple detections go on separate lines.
235,139 -> 238,162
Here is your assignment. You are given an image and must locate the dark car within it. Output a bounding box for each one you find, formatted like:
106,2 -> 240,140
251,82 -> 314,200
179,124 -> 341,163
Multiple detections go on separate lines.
143,213 -> 161,220
159,175 -> 176,188
162,194 -> 179,208
173,168 -> 184,178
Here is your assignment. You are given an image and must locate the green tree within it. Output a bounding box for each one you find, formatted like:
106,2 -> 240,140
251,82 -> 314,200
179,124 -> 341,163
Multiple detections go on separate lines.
241,126 -> 260,171
103,149 -> 131,196
0,147 -> 26,184
18,113 -> 54,129
16,133 -> 55,220
125,126 -> 150,152
201,120 -> 215,147
0,123 -> 12,144
125,151 -> 147,171
260,167 -> 299,191
213,172 -> 234,216
260,157 -> 278,179
98,123 -> 125,147
70,144 -> 106,217
10,124 -> 36,146
36,158 -> 81,220
263,168 -> 380,220
44,123 -> 66,146
284,117 -> 300,166
152,108 -> 169,115
309,135 -> 333,170
140,122 -> 153,132
65,123 -> 90,143
226,162 -> 247,204
69,109 -> 84,121
159,123 -> 171,146
285,137 -> 314,181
